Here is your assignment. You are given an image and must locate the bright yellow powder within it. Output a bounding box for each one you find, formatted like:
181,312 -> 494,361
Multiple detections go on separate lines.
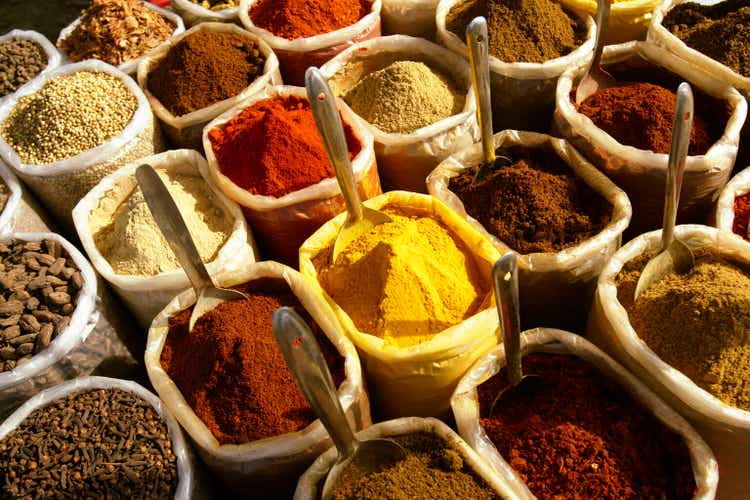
318,209 -> 487,348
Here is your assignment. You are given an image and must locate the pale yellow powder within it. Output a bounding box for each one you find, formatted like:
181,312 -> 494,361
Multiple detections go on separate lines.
92,169 -> 233,276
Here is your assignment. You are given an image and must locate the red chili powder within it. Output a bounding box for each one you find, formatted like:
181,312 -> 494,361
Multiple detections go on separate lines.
208,94 -> 361,198
250,0 -> 371,40
734,192 -> 750,241
160,278 -> 345,445
479,353 -> 696,499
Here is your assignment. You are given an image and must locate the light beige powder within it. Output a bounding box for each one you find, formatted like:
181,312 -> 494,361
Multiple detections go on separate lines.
91,168 -> 233,276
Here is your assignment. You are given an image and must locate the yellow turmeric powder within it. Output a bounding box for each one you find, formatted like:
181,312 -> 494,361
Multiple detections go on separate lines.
318,208 -> 488,348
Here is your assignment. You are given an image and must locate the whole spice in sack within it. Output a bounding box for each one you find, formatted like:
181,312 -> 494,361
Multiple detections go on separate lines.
1,70 -> 137,165
250,0 -> 371,39
0,388 -> 178,498
161,278 -> 345,444
90,167 -> 234,276
734,192 -> 750,240
0,0 -> 88,42
57,0 -> 174,66
576,64 -> 731,155
0,38 -> 48,98
341,60 -> 465,134
446,0 -> 586,63
190,0 -> 240,11
479,353 -> 696,499
664,0 -> 750,77
148,30 -> 266,116
208,94 -> 361,198
449,146 -> 612,254
0,239 -> 83,373
331,432 -> 501,499
617,247 -> 750,410
316,206 -> 488,348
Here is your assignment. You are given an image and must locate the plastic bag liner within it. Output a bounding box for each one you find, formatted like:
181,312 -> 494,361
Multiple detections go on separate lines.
714,166 -> 750,233
203,85 -> 381,266
294,417 -> 518,500
586,224 -> 750,499
381,0 -> 439,39
171,0 -> 239,27
145,261 -> 371,496
137,22 -> 281,151
553,41 -> 747,236
299,191 -> 502,419
0,30 -> 62,104
0,60 -> 165,231
320,35 -> 479,193
0,157 -> 22,233
0,376 -> 197,500
57,2 -> 185,76
562,0 -> 661,43
238,0 -> 382,86
436,0 -> 595,133
72,149 -> 257,328
451,328 -> 718,499
427,130 -> 632,332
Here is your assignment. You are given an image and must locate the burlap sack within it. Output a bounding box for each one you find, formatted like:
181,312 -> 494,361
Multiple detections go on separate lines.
452,328 -> 718,499
238,0 -> 382,85
427,130 -> 631,331
554,41 -> 747,235
714,166 -> 750,235
203,85 -> 381,266
436,0 -> 595,132
321,34 -> 478,193
587,224 -> 750,498
294,417 -> 518,499
72,149 -> 257,328
381,0 -> 439,39
299,191 -> 501,419
145,261 -> 371,496
137,22 -> 281,151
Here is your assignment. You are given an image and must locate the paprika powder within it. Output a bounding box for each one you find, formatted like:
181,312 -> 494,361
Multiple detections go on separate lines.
160,278 -> 345,445
479,353 -> 696,499
208,95 -> 362,198
733,192 -> 750,240
249,0 -> 371,40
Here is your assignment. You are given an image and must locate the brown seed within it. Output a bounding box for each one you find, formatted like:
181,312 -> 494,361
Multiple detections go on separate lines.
2,325 -> 20,341
47,292 -> 70,305
32,310 -> 60,323
0,314 -> 20,327
0,346 -> 17,360
35,323 -> 53,350
26,297 -> 39,310
11,333 -> 37,346
0,300 -> 24,316
20,314 -> 41,332
48,258 -> 66,276
15,343 -> 33,356
71,272 -> 84,290
55,317 -> 70,335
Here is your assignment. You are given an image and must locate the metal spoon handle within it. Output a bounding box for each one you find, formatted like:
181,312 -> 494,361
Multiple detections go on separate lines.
591,0 -> 612,75
305,67 -> 362,223
493,252 -> 522,386
273,307 -> 358,460
466,17 -> 495,171
662,82 -> 693,251
135,164 -> 214,292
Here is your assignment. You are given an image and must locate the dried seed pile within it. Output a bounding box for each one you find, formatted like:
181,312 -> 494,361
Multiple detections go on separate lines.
0,38 -> 48,98
0,388 -> 179,498
0,239 -> 83,373
190,0 -> 240,11
0,70 -> 138,165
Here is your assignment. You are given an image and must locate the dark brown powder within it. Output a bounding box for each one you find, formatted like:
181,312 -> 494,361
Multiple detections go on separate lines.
331,432 -> 501,499
446,0 -> 586,63
448,146 -> 612,254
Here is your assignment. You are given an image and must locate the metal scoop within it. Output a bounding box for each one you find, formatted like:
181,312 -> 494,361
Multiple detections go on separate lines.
466,17 -> 496,183
136,164 -> 246,330
273,307 -> 406,500
305,67 -> 392,262
575,0 -> 616,105
634,83 -> 696,300
488,252 -> 542,416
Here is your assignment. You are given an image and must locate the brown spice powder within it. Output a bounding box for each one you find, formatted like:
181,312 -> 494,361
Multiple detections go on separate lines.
449,146 -> 612,254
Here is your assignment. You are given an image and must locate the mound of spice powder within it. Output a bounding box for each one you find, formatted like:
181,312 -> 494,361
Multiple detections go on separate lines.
331,432 -> 501,499
0,38 -> 48,98
316,207 -> 487,348
479,353 -> 696,499
148,30 -> 266,116
0,388 -> 178,498
664,0 -> 750,77
617,248 -> 750,410
447,0 -> 586,63
449,146 -> 612,254
250,0 -> 371,39
208,94 -> 361,198
161,278 -> 345,444
58,0 -> 174,66
734,192 -> 750,240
